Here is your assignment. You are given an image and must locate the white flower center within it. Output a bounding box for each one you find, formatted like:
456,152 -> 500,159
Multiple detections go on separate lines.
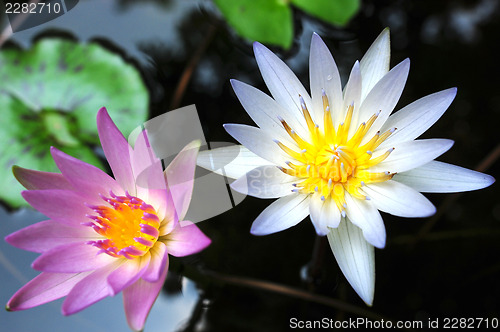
276,91 -> 396,214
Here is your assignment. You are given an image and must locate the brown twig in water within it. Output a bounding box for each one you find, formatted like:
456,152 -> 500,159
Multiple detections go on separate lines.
0,249 -> 28,284
169,24 -> 217,110
205,270 -> 395,323
408,142 -> 500,248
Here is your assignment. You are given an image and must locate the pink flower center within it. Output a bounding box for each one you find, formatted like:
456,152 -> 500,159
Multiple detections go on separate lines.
85,192 -> 160,259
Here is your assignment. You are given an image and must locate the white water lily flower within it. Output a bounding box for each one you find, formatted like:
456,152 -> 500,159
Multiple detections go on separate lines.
197,29 -> 495,305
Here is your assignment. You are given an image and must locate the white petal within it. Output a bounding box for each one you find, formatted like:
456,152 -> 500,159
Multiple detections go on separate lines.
344,193 -> 386,248
250,194 -> 310,235
378,88 -> 457,149
371,139 -> 454,173
360,28 -> 391,102
253,42 -> 312,132
358,59 -> 410,142
309,194 -> 341,236
393,160 -> 495,193
197,145 -> 272,179
231,79 -> 306,142
327,220 -> 375,305
363,180 -> 436,218
341,61 -> 361,129
230,165 -> 297,198
224,124 -> 288,165
309,33 -> 343,121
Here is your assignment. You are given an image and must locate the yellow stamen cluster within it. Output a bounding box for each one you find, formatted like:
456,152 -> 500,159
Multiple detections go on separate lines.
276,91 -> 396,214
86,192 -> 160,259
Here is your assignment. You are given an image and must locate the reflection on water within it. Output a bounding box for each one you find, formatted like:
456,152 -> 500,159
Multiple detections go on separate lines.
7,0 -> 203,63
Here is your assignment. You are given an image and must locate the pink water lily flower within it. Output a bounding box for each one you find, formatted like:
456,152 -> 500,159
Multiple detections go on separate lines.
5,108 -> 211,331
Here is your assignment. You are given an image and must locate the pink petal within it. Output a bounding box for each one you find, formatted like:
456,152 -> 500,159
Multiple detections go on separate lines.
130,129 -> 162,187
141,162 -> 170,222
142,241 -> 168,283
13,166 -> 73,191
32,242 -> 115,273
50,147 -> 123,200
21,189 -> 91,227
7,272 -> 90,311
97,107 -> 135,195
123,257 -> 169,332
164,140 -> 200,222
62,263 -> 118,315
131,130 -> 169,220
5,220 -> 96,253
107,254 -> 151,295
164,221 -> 211,257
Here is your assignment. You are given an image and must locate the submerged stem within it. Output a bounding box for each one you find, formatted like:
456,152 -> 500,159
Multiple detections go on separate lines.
204,269 -> 396,324
169,24 -> 217,110
305,235 -> 328,291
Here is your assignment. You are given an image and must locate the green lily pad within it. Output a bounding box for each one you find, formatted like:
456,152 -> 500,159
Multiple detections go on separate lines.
291,0 -> 360,26
214,0 -> 359,49
0,38 -> 149,208
214,0 -> 293,49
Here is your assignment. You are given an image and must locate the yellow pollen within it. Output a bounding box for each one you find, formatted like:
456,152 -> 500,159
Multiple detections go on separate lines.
85,192 -> 160,259
277,93 -> 396,214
